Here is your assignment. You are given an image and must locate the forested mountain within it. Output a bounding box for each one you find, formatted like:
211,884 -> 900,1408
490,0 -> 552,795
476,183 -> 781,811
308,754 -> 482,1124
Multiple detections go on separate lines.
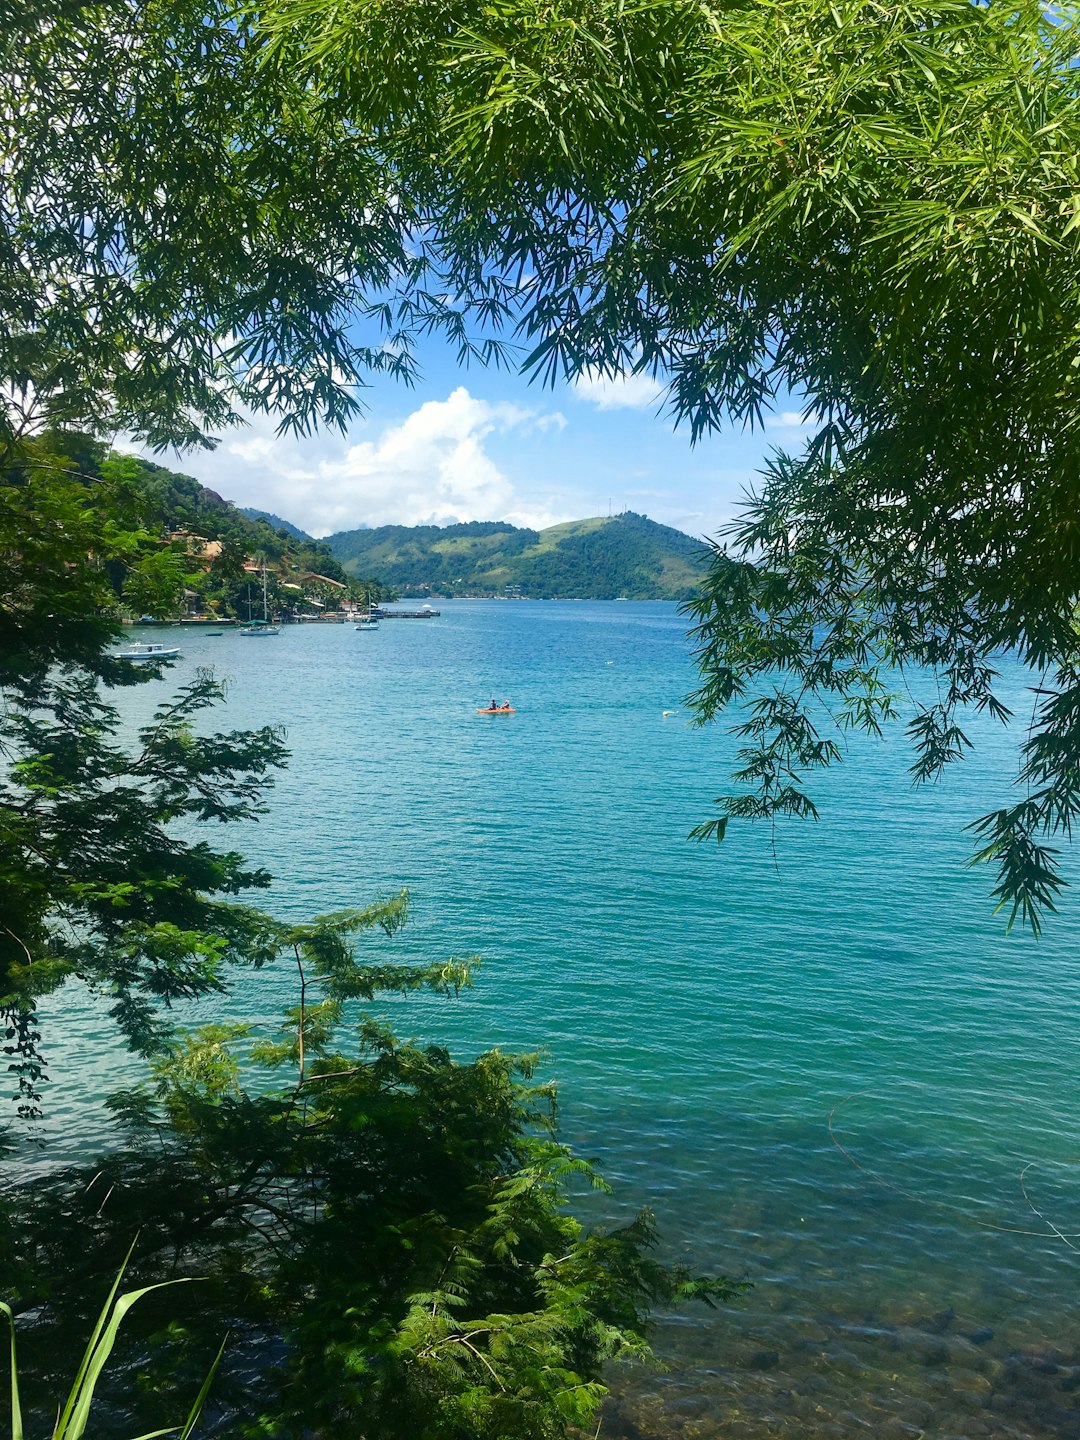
240,506 -> 313,540
325,512 -> 707,598
123,457 -> 324,560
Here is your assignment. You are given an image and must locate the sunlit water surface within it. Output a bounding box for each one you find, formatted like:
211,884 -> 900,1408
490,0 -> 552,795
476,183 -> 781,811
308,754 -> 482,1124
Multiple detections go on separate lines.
38,602 -> 1080,1438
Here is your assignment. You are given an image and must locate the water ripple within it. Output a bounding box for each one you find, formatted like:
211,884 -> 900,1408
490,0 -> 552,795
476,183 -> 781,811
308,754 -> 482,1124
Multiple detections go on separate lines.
37,602 -> 1080,1437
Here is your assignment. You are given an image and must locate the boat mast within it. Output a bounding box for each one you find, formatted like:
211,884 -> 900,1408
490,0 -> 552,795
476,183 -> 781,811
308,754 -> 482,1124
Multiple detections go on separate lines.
262,560 -> 268,621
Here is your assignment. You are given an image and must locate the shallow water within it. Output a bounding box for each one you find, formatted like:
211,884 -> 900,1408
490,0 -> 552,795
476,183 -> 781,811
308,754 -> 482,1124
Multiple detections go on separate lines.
38,602 -> 1080,1436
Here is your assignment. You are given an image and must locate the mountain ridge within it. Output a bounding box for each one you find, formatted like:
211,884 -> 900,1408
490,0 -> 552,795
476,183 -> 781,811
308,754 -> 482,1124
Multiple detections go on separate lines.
324,512 -> 707,599
240,507 -> 313,540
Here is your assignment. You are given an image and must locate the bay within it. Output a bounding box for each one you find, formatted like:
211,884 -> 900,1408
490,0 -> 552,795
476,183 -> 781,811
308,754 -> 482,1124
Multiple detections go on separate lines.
40,600 -> 1080,1437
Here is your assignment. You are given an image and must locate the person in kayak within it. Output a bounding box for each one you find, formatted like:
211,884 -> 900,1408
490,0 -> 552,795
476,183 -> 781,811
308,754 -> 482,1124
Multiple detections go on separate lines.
489,696 -> 497,710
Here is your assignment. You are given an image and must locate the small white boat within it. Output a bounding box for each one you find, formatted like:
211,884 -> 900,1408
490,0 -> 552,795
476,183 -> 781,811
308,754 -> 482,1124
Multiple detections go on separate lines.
118,642 -> 180,663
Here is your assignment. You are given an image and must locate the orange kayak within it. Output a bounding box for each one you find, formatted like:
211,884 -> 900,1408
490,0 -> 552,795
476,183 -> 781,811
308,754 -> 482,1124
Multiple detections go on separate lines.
476,707 -> 516,715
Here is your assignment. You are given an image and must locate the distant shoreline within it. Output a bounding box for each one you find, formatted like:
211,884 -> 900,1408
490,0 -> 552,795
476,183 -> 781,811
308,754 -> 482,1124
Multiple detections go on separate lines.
399,594 -> 688,602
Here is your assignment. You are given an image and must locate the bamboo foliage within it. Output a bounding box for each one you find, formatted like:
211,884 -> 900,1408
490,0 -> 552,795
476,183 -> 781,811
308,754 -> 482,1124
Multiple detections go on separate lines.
9,0 -> 1080,919
256,0 -> 1080,929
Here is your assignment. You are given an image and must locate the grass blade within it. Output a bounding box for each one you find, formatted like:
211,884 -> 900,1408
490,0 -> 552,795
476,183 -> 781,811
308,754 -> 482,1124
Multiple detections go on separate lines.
0,1302 -> 23,1440
63,1280 -> 193,1440
53,1236 -> 138,1438
179,1333 -> 228,1439
4,1253 -> 218,1440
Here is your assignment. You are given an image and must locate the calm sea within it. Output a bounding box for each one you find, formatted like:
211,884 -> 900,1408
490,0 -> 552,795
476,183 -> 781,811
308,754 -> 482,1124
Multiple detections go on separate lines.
40,601 -> 1080,1438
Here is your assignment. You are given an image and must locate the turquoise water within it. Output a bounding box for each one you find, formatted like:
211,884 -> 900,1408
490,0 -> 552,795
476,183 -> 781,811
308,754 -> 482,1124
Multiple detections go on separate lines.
42,602 -> 1080,1436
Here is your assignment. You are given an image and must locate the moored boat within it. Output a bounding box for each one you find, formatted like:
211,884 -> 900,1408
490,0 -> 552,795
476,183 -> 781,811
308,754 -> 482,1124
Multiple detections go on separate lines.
240,562 -> 280,635
355,589 -> 380,629
117,642 -> 181,663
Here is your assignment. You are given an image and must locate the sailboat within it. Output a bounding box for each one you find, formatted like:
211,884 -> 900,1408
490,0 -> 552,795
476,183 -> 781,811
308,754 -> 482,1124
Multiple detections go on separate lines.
240,561 -> 280,636
355,589 -> 379,630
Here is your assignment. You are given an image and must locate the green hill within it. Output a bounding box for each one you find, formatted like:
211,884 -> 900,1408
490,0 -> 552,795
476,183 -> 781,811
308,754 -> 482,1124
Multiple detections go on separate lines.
240,507 -> 313,541
120,457 -> 346,574
324,512 -> 706,599
97,451 -> 392,614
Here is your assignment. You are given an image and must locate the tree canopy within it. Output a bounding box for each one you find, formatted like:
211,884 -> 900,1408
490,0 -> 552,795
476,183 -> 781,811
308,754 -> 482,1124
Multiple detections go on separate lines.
12,0 -> 1080,927
257,0 -> 1080,929
0,0 -> 426,449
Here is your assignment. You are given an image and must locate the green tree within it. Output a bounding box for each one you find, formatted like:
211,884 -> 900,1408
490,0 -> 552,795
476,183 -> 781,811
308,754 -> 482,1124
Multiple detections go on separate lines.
4,895 -> 736,1439
210,536 -> 250,587
0,0 -> 428,451
259,0 -> 1080,929
0,436 -> 287,1116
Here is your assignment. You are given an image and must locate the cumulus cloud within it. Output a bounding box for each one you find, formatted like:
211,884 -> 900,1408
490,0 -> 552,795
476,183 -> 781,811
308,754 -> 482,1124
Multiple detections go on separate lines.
764,410 -> 817,429
573,368 -> 665,411
145,388 -> 569,536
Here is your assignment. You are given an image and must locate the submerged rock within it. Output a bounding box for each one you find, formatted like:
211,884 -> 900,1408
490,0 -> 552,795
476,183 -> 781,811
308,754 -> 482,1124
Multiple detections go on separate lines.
917,1339 -> 950,1367
747,1349 -> 781,1371
918,1306 -> 957,1335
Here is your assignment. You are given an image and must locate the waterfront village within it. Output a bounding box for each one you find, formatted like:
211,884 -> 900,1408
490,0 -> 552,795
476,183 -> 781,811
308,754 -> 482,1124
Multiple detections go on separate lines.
139,527 -> 393,625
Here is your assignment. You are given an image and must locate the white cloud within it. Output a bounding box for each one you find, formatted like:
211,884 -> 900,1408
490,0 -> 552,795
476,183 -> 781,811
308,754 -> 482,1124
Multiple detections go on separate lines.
137,388 -> 570,536
530,411 -> 568,434
573,368 -> 665,411
764,410 -> 816,429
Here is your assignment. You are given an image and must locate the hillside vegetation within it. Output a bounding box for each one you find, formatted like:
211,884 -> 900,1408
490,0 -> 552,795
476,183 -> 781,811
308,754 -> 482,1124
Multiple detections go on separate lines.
240,506 -> 313,540
80,446 -> 391,616
325,512 -> 706,598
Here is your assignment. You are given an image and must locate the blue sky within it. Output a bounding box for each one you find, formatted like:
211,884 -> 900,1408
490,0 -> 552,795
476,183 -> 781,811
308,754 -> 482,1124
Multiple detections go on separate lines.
154,333 -> 812,542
